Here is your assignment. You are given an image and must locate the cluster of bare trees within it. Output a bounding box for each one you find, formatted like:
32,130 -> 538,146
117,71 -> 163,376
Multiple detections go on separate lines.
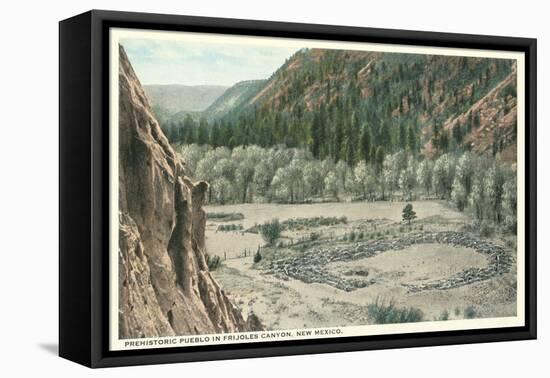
180,144 -> 349,204
181,144 -> 517,232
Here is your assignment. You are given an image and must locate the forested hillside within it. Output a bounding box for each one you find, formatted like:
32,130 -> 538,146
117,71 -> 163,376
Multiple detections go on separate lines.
159,48 -> 517,165
205,80 -> 266,119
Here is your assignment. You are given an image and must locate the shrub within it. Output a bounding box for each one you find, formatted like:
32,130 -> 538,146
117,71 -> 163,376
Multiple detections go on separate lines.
439,309 -> 450,321
501,83 -> 517,99
260,219 -> 282,245
217,224 -> 243,232
248,216 -> 347,234
454,307 -> 461,316
310,232 -> 320,241
464,305 -> 477,319
253,248 -> 262,263
349,231 -> 356,241
367,298 -> 423,324
479,221 -> 494,237
505,238 -> 516,249
205,254 -> 222,271
207,212 -> 245,222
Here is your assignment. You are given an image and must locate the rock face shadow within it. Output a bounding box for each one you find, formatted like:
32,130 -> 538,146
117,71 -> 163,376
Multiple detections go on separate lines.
38,343 -> 58,355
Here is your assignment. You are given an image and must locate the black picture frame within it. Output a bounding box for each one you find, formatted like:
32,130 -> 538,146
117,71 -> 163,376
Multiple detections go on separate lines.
59,9 -> 537,368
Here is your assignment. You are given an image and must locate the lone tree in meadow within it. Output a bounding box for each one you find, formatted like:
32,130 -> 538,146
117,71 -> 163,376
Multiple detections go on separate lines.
402,203 -> 417,225
259,219 -> 282,245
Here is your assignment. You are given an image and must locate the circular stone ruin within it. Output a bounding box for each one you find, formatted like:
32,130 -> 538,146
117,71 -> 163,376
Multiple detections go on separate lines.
263,231 -> 513,292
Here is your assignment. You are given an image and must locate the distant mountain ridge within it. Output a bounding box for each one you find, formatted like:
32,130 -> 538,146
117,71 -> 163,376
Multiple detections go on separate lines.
146,48 -> 517,164
205,80 -> 266,119
206,48 -> 517,162
144,84 -> 228,113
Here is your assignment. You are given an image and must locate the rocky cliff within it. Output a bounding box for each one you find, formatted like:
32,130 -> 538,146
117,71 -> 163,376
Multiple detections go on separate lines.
439,64 -> 518,162
118,45 -> 256,338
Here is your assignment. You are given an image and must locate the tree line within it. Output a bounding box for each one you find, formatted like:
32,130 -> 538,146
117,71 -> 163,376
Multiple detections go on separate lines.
181,143 -> 516,233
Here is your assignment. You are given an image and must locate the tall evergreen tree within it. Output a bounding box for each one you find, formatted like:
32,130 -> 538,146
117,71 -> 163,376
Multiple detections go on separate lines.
183,114 -> 196,144
360,124 -> 372,164
399,122 -> 408,150
310,112 -> 322,158
209,122 -> 221,147
197,117 -> 210,145
407,124 -> 417,155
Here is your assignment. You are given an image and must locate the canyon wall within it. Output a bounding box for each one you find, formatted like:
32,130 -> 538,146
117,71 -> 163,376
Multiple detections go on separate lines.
117,45 -> 257,338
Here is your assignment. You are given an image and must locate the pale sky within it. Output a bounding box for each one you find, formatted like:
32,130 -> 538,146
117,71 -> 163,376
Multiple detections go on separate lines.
121,38 -> 299,86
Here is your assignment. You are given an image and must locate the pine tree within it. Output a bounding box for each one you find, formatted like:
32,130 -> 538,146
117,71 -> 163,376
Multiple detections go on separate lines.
402,203 -> 417,225
183,115 -> 197,144
399,122 -> 407,151
378,122 -> 392,152
310,112 -> 322,158
334,116 -> 344,162
407,124 -> 417,155
198,117 -> 210,145
360,124 -> 372,164
209,122 -> 221,147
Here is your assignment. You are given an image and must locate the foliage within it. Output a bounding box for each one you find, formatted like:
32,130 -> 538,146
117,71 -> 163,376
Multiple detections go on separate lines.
217,224 -> 243,232
451,177 -> 468,211
417,159 -> 434,195
464,306 -> 477,319
432,154 -> 456,199
253,247 -> 262,263
248,216 -> 347,233
205,254 -> 222,271
282,216 -> 347,230
485,162 -> 507,224
182,143 -> 516,237
161,51 -> 513,165
402,203 -> 417,225
502,178 -> 517,233
259,219 -> 282,245
207,212 -> 245,221
367,297 -> 424,324
478,221 -> 494,237
399,157 -> 417,200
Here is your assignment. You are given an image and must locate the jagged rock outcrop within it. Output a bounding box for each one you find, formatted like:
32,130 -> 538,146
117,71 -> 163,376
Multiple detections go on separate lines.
118,45 -> 258,338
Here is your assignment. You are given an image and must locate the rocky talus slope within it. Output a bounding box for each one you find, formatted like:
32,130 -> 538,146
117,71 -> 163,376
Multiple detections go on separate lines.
118,45 -> 259,338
